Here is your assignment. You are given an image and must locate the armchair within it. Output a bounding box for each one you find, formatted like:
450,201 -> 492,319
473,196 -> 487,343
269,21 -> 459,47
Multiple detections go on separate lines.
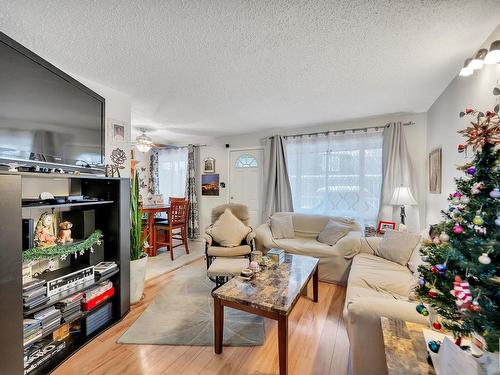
204,203 -> 255,271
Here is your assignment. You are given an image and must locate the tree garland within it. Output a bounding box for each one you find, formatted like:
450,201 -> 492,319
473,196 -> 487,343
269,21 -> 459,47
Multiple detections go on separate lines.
22,230 -> 103,263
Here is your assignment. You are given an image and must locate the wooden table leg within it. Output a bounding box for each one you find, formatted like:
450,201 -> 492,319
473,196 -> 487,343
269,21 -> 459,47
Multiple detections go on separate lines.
147,212 -> 154,256
214,296 -> 224,354
278,314 -> 288,375
313,266 -> 319,303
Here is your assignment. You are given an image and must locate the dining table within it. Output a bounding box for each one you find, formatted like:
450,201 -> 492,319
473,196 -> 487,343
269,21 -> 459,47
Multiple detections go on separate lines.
141,203 -> 170,256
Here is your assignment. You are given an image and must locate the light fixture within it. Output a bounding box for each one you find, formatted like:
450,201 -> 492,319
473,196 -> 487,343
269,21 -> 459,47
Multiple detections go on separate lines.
470,48 -> 488,70
390,186 -> 417,225
459,58 -> 473,77
484,40 -> 500,65
135,130 -> 153,152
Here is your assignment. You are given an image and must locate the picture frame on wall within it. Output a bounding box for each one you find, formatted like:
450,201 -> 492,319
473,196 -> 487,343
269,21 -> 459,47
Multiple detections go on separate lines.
106,118 -> 129,144
202,173 -> 219,196
429,147 -> 442,194
203,157 -> 215,173
377,220 -> 396,234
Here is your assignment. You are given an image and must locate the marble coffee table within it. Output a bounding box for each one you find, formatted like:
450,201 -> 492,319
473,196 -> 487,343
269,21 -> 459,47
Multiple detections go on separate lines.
212,253 -> 319,375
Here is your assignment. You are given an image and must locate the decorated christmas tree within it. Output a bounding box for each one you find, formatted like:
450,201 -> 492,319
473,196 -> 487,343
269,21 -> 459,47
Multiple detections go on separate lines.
416,88 -> 500,352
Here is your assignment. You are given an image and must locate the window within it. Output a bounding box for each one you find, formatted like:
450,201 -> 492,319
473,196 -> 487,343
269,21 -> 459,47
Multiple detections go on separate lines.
235,154 -> 258,168
158,147 -> 188,198
285,131 -> 383,226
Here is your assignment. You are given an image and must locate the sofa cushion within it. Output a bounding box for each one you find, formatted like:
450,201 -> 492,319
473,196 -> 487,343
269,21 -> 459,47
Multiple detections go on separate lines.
377,230 -> 421,266
206,208 -> 251,247
207,245 -> 252,257
347,253 -> 414,303
273,237 -> 335,257
270,214 -> 294,239
317,220 -> 351,246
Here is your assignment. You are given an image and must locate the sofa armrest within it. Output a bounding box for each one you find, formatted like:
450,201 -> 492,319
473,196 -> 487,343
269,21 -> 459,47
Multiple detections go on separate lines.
346,297 -> 429,375
334,231 -> 362,259
254,223 -> 275,252
203,233 -> 213,247
359,236 -> 382,255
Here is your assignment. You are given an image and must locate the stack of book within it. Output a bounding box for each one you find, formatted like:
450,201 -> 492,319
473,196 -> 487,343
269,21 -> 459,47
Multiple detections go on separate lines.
55,292 -> 83,323
23,279 -> 48,310
23,338 -> 65,374
33,306 -> 62,337
94,261 -> 118,279
23,319 -> 42,347
82,281 -> 114,311
267,248 -> 286,264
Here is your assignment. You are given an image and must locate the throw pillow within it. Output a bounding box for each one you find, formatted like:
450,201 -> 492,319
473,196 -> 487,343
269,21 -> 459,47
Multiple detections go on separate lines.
377,230 -> 421,266
270,215 -> 295,239
207,208 -> 251,247
317,220 -> 351,246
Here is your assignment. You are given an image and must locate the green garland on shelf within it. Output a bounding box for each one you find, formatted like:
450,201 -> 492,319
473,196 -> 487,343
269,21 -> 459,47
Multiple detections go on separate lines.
22,230 -> 103,263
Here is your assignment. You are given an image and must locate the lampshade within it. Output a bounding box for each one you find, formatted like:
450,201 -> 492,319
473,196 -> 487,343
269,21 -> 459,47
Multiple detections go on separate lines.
390,186 -> 417,206
470,49 -> 488,70
459,58 -> 473,77
484,40 -> 500,65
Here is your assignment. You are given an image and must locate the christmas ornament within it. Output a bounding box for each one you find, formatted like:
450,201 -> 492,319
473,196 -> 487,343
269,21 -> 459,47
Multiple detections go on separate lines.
422,256 -> 429,262
471,304 -> 481,312
439,232 -> 450,242
457,144 -> 466,153
471,182 -> 484,195
453,191 -> 462,198
431,265 -> 439,274
418,278 -> 426,287
428,289 -> 438,298
466,166 -> 476,175
495,217 -> 500,226
450,277 -> 473,309
460,196 -> 470,204
489,188 -> 500,198
475,226 -> 487,235
416,303 -> 429,316
478,253 -> 491,265
453,224 -> 463,234
472,215 -> 484,225
458,111 -> 500,150
432,322 -> 442,330
451,197 -> 460,205
428,340 -> 441,353
436,263 -> 447,273
432,237 -> 441,245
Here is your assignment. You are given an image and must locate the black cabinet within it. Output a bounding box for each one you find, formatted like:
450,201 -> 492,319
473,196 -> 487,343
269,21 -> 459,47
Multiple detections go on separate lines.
0,173 -> 130,374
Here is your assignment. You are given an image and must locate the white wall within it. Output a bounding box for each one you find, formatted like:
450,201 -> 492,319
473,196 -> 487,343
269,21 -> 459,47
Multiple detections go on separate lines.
426,25 -> 500,226
199,112 -> 428,231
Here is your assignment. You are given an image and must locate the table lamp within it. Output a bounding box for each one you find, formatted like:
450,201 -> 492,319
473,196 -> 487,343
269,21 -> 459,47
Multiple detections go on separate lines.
390,186 -> 417,225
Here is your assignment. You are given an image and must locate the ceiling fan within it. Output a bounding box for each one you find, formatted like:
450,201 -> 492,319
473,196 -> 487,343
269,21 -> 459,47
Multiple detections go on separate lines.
132,128 -> 170,152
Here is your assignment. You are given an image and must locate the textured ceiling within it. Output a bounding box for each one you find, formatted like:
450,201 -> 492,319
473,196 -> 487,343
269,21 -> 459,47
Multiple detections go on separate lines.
1,1 -> 499,144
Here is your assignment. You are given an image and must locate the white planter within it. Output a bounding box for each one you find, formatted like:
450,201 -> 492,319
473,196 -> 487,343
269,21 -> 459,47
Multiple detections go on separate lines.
130,254 -> 148,304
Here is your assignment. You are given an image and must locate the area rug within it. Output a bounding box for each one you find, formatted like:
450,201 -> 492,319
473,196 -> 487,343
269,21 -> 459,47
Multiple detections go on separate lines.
117,266 -> 265,346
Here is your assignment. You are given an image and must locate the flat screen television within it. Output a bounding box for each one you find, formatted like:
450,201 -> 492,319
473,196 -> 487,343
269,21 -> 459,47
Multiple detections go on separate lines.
0,32 -> 104,169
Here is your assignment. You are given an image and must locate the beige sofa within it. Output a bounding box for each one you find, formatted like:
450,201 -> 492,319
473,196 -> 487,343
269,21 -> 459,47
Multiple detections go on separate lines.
345,236 -> 429,375
255,212 -> 362,284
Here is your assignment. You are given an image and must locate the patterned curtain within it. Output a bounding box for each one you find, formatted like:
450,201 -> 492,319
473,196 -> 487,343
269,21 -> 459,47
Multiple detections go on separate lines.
185,145 -> 200,239
149,149 -> 159,194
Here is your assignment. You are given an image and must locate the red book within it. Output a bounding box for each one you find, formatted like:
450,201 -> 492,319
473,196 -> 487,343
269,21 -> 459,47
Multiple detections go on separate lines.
81,287 -> 115,311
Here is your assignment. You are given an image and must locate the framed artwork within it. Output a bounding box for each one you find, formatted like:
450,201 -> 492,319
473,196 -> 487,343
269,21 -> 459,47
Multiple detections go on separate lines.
113,123 -> 125,142
377,220 -> 396,234
429,148 -> 442,194
203,157 -> 215,173
106,118 -> 129,144
202,173 -> 219,196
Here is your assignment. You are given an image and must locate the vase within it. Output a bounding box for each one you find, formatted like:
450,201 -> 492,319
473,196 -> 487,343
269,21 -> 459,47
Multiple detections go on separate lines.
130,254 -> 148,304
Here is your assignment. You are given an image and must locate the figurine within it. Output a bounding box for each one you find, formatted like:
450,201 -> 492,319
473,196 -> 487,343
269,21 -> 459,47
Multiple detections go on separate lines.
58,221 -> 73,244
34,212 -> 57,248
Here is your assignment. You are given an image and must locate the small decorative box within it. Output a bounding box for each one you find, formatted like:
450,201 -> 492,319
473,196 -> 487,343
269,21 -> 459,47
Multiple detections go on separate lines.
267,248 -> 285,264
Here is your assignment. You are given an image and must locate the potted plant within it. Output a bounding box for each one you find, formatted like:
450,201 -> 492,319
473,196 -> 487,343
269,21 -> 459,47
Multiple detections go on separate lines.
130,169 -> 148,304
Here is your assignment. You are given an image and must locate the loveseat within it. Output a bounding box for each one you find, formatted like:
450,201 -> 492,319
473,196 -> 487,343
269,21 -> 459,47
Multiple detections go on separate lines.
344,235 -> 429,375
255,212 -> 362,284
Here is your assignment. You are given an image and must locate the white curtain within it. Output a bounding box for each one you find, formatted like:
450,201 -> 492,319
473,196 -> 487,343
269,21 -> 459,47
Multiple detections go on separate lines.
378,122 -> 419,231
285,130 -> 383,227
158,147 -> 188,198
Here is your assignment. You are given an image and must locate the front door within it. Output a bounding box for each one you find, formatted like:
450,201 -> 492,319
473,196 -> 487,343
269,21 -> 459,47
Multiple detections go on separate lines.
229,149 -> 263,229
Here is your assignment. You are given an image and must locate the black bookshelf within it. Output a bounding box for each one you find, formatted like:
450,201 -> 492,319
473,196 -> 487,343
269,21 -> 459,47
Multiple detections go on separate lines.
0,173 -> 130,374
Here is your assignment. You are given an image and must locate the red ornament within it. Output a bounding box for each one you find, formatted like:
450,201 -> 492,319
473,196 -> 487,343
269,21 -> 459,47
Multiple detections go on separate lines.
457,144 -> 466,153
428,289 -> 438,298
465,108 -> 473,114
455,275 -> 462,282
433,322 -> 442,330
455,337 -> 462,346
431,265 -> 439,274
470,304 -> 481,312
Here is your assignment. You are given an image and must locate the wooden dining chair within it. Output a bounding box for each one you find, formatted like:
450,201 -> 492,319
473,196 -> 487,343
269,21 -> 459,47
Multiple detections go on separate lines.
153,199 -> 190,260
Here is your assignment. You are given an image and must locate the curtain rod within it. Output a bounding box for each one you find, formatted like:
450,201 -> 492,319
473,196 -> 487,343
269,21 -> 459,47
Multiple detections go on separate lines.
278,121 -> 415,139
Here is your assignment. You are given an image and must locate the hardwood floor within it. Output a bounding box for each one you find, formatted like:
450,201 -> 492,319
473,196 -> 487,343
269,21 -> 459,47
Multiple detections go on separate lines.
54,259 -> 350,375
